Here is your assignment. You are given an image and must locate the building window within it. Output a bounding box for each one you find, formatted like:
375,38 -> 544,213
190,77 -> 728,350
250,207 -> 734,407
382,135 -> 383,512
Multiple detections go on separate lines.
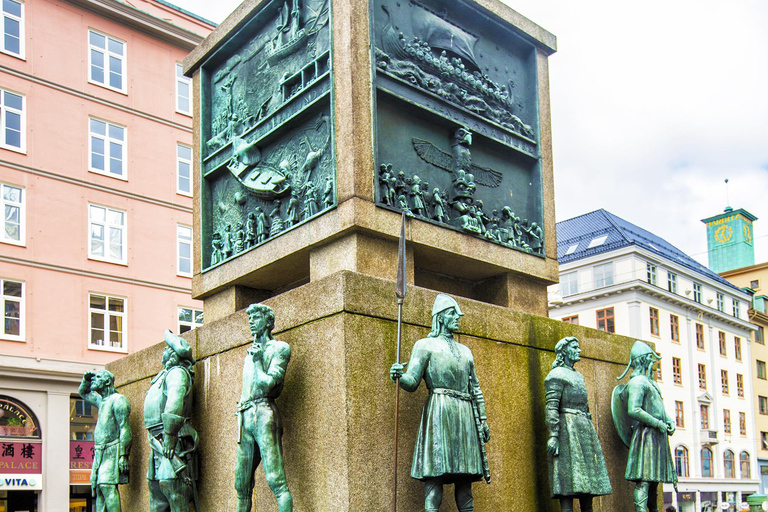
88,204 -> 126,264
693,283 -> 702,303
741,451 -> 751,478
700,404 -> 710,429
751,280 -> 760,290
178,307 -> 203,333
724,449 -> 735,478
0,278 -> 23,340
593,262 -> 614,288
675,401 -> 684,428
672,357 -> 682,384
760,396 -> 768,415
596,307 -> 614,333
759,361 -> 767,380
655,359 -> 662,381
560,272 -> 578,296
734,337 -> 742,361
733,299 -> 740,318
675,445 -> 689,477
88,29 -> 126,92
561,315 -> 579,325
647,263 -> 657,285
698,363 -> 707,389
696,323 -> 704,349
737,373 -> 744,397
0,88 -> 24,152
88,293 -> 125,351
89,118 -> 126,179
763,433 -> 768,451
716,292 -> 724,312
757,326 -> 765,344
176,63 -> 191,115
177,224 -> 192,277
177,144 -> 192,196
701,447 -> 713,477
1,0 -> 23,58
668,272 -> 677,293
1,183 -> 23,245
723,409 -> 731,434
648,307 -> 659,336
719,331 -> 726,356
721,370 -> 729,395
670,314 -> 680,342
740,412 -> 747,436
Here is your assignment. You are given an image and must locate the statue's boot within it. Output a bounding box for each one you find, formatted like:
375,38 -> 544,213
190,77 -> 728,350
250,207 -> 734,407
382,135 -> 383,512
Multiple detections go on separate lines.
634,483 -> 649,512
579,496 -> 593,512
235,497 -> 253,512
559,498 -> 574,512
647,484 -> 659,512
455,480 -> 474,512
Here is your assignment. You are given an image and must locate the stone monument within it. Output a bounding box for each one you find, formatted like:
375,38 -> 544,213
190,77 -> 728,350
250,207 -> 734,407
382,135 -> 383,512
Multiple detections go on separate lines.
108,0 -> 641,510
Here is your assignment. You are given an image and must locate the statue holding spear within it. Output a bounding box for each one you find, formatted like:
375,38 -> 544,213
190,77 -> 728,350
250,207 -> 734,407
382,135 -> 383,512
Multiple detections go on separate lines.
390,242 -> 491,512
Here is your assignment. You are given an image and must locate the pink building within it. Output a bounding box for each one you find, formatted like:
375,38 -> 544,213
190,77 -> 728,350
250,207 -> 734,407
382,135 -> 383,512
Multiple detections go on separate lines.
0,0 -> 213,509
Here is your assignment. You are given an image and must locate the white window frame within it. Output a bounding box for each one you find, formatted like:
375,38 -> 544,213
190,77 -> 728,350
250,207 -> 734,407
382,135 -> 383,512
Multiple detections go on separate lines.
88,117 -> 126,179
732,299 -> 740,318
1,182 -> 24,246
177,224 -> 192,277
1,0 -> 24,59
176,143 -> 192,196
668,272 -> 677,294
87,29 -> 126,93
88,204 -> 127,264
88,292 -> 127,352
177,306 -> 203,333
693,282 -> 702,303
0,277 -> 24,341
716,292 -> 725,312
594,262 -> 614,289
646,263 -> 657,286
175,63 -> 192,116
0,88 -> 25,153
560,272 -> 578,296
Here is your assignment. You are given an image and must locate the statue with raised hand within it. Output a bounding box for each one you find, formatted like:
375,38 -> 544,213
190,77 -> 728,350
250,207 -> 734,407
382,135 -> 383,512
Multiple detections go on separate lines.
79,370 -> 132,512
612,341 -> 677,512
144,331 -> 199,512
390,294 -> 489,512
544,337 -> 611,512
235,303 -> 293,512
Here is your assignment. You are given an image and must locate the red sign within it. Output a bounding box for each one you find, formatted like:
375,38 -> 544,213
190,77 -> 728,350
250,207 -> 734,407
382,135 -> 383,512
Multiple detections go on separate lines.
69,441 -> 95,470
0,441 -> 42,474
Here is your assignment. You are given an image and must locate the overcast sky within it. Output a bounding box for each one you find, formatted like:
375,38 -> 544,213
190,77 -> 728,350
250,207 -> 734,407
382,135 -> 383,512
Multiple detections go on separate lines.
175,0 -> 768,267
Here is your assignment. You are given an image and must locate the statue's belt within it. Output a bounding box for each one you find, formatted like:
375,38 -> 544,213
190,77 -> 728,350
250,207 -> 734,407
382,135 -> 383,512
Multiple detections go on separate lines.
430,388 -> 472,401
94,439 -> 120,451
562,408 -> 592,419
236,397 -> 274,412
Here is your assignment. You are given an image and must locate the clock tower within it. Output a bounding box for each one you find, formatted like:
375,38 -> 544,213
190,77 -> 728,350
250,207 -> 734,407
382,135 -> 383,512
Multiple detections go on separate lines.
702,206 -> 757,273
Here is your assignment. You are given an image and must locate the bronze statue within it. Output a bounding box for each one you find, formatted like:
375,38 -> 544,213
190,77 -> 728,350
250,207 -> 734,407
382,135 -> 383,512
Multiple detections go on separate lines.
144,330 -> 199,512
235,303 -> 293,512
612,341 -> 677,512
79,370 -> 132,512
544,337 -> 611,512
390,294 -> 489,512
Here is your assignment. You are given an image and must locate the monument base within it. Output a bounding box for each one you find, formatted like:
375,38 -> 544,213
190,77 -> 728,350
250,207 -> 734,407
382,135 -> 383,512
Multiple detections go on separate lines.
109,270 -> 640,511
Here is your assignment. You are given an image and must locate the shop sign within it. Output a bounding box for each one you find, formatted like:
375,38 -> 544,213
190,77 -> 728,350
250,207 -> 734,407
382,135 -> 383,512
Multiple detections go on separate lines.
678,492 -> 695,502
0,473 -> 43,491
0,396 -> 41,438
0,441 -> 42,474
69,470 -> 91,485
69,441 -> 94,470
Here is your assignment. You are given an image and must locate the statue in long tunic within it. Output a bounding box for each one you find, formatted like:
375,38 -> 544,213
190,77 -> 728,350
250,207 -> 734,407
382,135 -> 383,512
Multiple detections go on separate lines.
390,294 -> 490,512
144,331 -> 199,512
544,337 -> 611,512
79,370 -> 132,512
612,341 -> 677,512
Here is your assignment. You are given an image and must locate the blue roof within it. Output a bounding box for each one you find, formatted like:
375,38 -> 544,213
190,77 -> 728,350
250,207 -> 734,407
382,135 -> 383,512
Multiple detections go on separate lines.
557,209 -> 743,292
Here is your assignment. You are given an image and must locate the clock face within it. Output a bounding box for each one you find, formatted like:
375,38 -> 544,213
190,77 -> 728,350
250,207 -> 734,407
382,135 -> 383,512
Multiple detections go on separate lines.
744,224 -> 753,243
715,225 -> 733,244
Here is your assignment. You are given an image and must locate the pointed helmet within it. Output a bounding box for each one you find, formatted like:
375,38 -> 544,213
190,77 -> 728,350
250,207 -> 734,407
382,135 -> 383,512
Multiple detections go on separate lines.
431,294 -> 464,318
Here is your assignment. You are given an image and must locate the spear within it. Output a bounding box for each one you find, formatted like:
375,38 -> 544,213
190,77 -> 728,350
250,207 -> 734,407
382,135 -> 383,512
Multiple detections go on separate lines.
392,210 -> 407,512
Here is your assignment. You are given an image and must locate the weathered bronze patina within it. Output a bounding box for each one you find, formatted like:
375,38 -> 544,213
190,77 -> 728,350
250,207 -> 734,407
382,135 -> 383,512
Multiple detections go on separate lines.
544,337 -> 611,511
79,370 -> 132,512
144,331 -> 199,512
612,341 -> 677,512
390,294 -> 489,512
234,303 -> 293,512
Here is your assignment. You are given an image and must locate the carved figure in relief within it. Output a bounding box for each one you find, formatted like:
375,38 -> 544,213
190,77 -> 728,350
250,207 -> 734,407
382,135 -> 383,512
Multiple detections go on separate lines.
246,213 -> 257,248
528,222 -> 543,254
234,223 -> 246,253
410,175 -> 426,217
269,200 -> 284,237
379,164 -> 395,207
285,193 -> 299,227
254,207 -> 269,244
395,171 -> 408,199
397,194 -> 413,216
390,294 -> 490,512
431,188 -> 447,222
144,331 -> 199,512
303,182 -> 318,218
223,225 -> 234,258
612,341 -> 677,512
545,337 -> 612,512
322,176 -> 334,208
79,370 -> 132,512
234,304 -> 293,512
210,233 -> 224,266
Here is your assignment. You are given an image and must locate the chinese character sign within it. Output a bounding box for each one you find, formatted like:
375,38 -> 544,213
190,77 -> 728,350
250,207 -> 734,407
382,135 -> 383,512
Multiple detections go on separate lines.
69,440 -> 95,470
0,441 -> 42,474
